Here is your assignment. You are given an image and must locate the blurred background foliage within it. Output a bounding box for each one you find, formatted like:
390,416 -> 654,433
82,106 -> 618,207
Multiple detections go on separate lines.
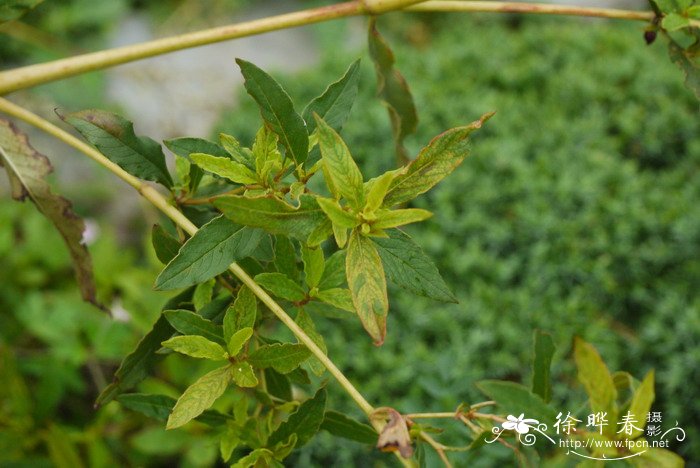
1,0 -> 699,466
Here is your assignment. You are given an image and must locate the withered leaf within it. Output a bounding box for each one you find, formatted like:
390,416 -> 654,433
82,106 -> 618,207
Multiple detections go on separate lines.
373,407 -> 413,458
0,118 -> 101,309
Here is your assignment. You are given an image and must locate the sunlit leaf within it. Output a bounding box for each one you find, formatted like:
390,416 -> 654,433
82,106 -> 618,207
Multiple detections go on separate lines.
161,335 -> 227,361
167,365 -> 232,429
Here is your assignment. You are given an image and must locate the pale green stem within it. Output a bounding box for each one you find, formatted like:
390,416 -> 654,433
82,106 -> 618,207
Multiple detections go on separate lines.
0,97 -> 418,467
1,0 -> 689,96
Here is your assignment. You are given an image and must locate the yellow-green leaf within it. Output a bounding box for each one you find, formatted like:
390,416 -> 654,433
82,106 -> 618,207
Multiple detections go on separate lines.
373,208 -> 432,230
295,309 -> 327,376
166,365 -> 232,429
346,231 -> 388,345
317,197 -> 358,228
227,327 -> 254,357
383,114 -> 492,207
364,171 -> 396,212
574,337 -> 617,431
254,272 -> 307,302
223,286 -> 257,342
627,370 -> 655,439
190,153 -> 257,185
315,288 -> 354,312
161,335 -> 227,361
231,361 -> 258,388
314,115 -> 365,209
301,244 -> 325,289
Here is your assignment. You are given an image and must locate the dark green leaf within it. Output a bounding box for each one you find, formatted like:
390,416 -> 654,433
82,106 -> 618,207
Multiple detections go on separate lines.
255,272 -> 307,302
347,231 -> 388,345
303,60 -> 361,134
117,393 -> 231,427
268,387 -> 327,448
476,380 -> 557,423
265,369 -> 292,401
295,309 -> 327,375
152,224 -> 181,264
163,309 -> 225,346
0,118 -> 100,309
96,314 -> 173,406
248,343 -> 311,374
374,229 -> 456,303
383,114 -> 492,206
167,365 -> 232,429
531,330 -> 555,403
62,109 -> 173,187
274,235 -> 300,281
214,194 -> 327,241
0,0 -> 43,25
155,216 -> 263,290
236,59 -> 309,164
301,244 -> 324,288
320,411 -> 377,444
368,19 -> 418,163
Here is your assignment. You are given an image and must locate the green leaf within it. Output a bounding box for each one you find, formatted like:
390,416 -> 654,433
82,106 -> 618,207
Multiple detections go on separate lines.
320,411 -> 377,445
163,309 -> 225,346
265,368 -> 292,401
476,380 -> 557,423
316,197 -> 359,228
96,314 -> 175,406
220,425 -> 240,462
255,272 -> 307,302
383,114 -> 492,206
167,365 -> 232,429
272,434 -> 298,460
0,0 -> 43,25
314,115 -> 365,209
318,250 -> 347,289
295,309 -> 327,375
627,370 -> 655,439
373,208 -> 432,230
230,448 -> 275,468
268,387 -> 327,447
214,194 -> 327,241
303,60 -> 361,134
346,231 -> 388,345
637,448 -> 685,467
574,337 -> 618,427
668,40 -> 700,100
164,137 -> 227,192
45,424 -> 84,468
152,224 -> 181,264
0,118 -> 100,308
117,393 -> 231,427
224,286 -> 257,341
368,18 -> 418,163
662,12 -> 691,31
273,236 -> 300,281
62,109 -> 173,187
193,279 -> 215,311
232,361 -> 258,388
531,330 -> 555,403
252,126 -> 283,184
190,153 -> 257,185
227,327 -> 254,357
314,288 -> 354,312
161,335 -> 227,361
155,216 -> 263,290
248,343 -> 311,374
364,172 -> 396,212
301,244 -> 325,289
373,229 -> 457,303
236,59 -> 309,164
220,133 -> 255,169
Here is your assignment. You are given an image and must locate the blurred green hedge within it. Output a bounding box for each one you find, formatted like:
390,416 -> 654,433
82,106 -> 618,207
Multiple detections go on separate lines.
218,13 -> 700,465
